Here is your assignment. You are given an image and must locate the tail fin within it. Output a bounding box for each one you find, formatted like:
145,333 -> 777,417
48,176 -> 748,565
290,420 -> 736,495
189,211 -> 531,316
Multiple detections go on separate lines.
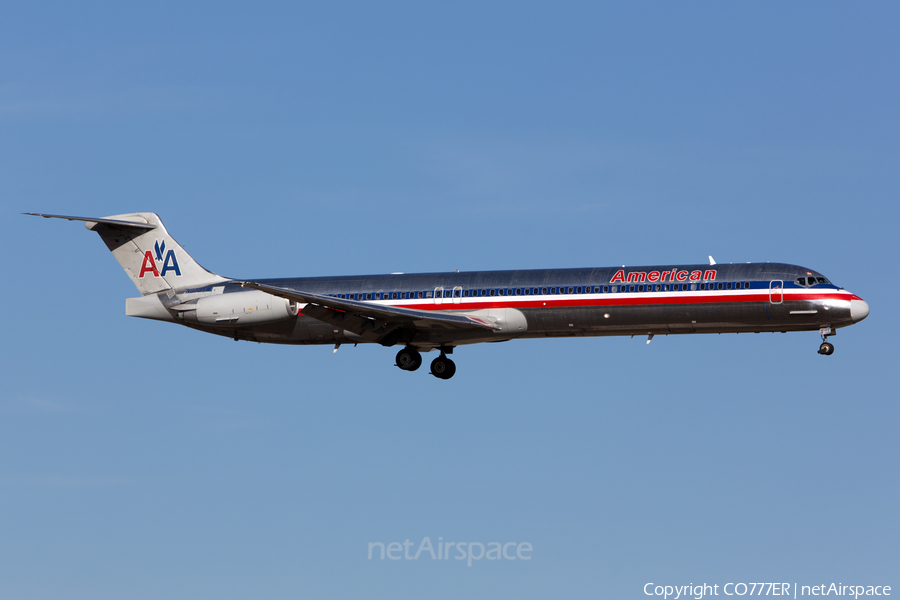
27,212 -> 227,295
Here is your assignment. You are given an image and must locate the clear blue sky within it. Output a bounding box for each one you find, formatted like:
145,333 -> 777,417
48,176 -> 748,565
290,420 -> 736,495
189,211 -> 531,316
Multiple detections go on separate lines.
2,3 -> 897,599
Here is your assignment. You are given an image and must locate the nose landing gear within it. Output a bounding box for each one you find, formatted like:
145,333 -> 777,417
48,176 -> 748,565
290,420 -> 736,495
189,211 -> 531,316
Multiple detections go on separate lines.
818,327 -> 835,355
818,341 -> 834,355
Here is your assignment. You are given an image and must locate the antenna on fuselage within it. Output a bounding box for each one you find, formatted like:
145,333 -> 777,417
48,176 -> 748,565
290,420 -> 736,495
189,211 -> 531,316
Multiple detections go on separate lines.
708,256 -> 716,265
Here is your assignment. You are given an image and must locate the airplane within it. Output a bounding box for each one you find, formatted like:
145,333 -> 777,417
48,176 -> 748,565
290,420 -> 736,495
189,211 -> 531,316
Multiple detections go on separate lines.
26,212 -> 869,379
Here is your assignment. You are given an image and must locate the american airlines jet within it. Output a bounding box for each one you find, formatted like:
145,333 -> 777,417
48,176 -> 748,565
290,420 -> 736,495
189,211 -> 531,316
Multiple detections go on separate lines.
28,212 -> 869,379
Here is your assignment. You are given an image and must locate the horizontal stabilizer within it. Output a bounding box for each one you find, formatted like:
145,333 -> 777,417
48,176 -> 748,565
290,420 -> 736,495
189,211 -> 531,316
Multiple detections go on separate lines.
24,213 -> 158,231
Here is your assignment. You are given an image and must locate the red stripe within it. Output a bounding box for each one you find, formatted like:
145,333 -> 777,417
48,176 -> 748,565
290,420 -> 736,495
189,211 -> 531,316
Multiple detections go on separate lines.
381,291 -> 855,312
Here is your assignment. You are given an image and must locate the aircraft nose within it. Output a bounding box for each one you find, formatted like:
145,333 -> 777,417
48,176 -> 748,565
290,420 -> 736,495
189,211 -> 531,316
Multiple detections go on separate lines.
850,299 -> 870,322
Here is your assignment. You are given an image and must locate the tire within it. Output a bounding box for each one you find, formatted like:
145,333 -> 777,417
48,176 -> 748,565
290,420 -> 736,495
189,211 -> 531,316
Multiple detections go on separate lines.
818,342 -> 835,356
396,348 -> 422,371
431,356 -> 457,379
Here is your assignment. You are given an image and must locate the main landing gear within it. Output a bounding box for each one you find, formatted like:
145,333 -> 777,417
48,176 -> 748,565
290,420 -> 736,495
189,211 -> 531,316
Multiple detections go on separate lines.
395,347 -> 457,379
430,353 -> 456,380
395,347 -> 423,371
818,327 -> 835,356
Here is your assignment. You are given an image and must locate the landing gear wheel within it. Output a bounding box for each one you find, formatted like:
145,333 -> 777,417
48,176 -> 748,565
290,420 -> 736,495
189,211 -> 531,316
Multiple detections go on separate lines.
818,342 -> 835,356
396,348 -> 422,371
430,355 -> 456,379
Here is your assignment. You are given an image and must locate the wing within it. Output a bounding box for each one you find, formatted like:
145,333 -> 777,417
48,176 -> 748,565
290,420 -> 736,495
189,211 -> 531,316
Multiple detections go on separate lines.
235,280 -> 501,346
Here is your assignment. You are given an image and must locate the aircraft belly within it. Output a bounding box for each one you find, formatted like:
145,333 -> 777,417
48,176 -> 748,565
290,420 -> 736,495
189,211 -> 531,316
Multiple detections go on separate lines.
520,299 -> 847,338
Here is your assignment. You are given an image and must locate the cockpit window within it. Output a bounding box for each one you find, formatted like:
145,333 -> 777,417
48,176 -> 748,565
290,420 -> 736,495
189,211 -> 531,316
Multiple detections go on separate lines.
797,275 -> 832,287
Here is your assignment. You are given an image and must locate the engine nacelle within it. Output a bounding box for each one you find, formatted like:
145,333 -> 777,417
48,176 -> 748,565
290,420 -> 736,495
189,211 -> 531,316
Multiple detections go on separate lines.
190,290 -> 299,326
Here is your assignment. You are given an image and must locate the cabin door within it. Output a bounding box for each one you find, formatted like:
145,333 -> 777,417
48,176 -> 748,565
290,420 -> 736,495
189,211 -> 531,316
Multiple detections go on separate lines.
769,280 -> 783,304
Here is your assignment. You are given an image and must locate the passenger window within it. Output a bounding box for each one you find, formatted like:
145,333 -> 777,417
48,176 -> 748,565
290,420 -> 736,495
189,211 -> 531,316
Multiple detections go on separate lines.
717,283 -> 724,290
603,286 -> 609,293
576,286 -> 582,294
690,284 -> 697,291
541,287 -> 548,294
